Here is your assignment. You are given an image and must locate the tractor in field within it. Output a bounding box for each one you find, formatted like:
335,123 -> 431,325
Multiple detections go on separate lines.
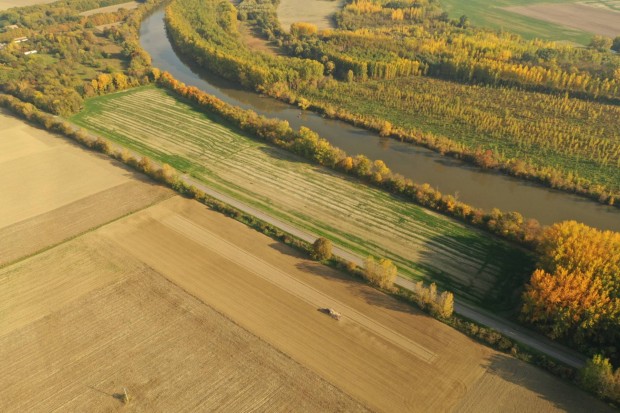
319,307 -> 341,320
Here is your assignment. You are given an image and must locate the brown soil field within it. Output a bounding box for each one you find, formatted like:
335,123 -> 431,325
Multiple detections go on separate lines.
79,1 -> 139,17
0,0 -> 55,11
277,0 -> 344,31
96,196 -> 612,412
505,2 -> 620,37
0,111 -> 172,266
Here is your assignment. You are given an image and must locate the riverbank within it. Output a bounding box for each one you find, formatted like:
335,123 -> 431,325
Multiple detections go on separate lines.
139,9 -> 620,231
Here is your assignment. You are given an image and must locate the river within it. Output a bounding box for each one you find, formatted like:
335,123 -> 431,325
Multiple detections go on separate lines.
139,9 -> 620,231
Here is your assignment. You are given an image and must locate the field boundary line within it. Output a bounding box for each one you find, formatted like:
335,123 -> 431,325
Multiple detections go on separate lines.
0,187 -> 174,271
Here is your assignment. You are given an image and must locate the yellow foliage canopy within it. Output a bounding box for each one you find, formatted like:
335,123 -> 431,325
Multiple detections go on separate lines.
522,221 -> 620,353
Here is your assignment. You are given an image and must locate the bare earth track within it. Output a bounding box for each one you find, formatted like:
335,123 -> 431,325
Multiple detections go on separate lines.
277,0 -> 344,31
505,2 -> 620,37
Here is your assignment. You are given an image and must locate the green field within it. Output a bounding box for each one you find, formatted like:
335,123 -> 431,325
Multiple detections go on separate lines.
70,86 -> 533,311
439,0 -> 594,44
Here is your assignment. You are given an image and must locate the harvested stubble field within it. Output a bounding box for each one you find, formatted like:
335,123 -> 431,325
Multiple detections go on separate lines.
277,0 -> 343,31
0,230 -> 368,412
71,86 -> 533,311
0,193 -> 611,412
505,2 -> 620,37
0,110 -> 172,267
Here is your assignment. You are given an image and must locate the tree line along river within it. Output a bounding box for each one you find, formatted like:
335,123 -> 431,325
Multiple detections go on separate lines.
139,9 -> 620,232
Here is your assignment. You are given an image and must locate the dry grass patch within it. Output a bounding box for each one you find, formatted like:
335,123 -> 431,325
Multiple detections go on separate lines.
505,2 -> 620,37
78,1 -> 140,16
238,20 -> 281,56
277,0 -> 343,31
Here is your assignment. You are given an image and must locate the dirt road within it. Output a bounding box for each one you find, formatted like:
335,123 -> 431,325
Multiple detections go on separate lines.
178,174 -> 588,368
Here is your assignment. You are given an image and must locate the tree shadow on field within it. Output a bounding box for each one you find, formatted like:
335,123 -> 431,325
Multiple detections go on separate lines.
255,145 -> 377,184
256,144 -> 321,167
268,241 -> 306,258
416,230 -> 534,316
267,241 -> 434,317
112,392 -> 127,403
85,385 -> 128,405
483,354 -> 612,412
292,258 -> 428,318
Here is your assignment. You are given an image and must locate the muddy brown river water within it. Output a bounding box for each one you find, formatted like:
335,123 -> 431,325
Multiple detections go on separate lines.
140,9 -> 620,231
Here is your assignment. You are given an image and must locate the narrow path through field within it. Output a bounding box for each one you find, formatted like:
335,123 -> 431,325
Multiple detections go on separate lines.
69,121 -> 588,369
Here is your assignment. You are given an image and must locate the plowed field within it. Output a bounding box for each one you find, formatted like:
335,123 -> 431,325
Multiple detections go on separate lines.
1,194 -> 610,411
505,2 -> 620,37
0,232 -> 367,412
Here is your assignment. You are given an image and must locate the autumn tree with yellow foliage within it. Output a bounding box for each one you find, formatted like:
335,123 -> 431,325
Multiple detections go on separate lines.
521,221 -> 620,363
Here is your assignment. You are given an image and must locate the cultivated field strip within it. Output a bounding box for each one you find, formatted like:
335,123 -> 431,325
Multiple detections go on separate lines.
72,87 -> 531,306
0,111 -> 174,266
0,236 -> 132,338
100,198 -> 470,411
78,1 -> 139,16
0,0 -> 56,10
0,180 -> 172,266
505,2 -> 620,38
277,0 -> 342,31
